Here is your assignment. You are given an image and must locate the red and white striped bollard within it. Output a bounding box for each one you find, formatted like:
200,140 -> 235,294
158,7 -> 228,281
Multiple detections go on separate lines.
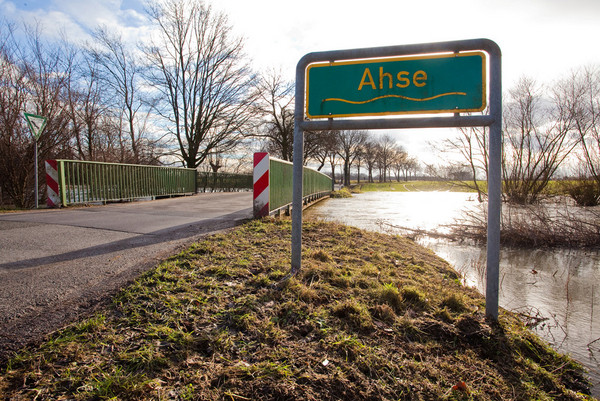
253,153 -> 269,218
45,160 -> 61,208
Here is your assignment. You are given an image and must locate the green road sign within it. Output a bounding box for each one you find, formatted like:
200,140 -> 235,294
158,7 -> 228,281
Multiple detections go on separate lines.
306,52 -> 486,119
24,113 -> 47,140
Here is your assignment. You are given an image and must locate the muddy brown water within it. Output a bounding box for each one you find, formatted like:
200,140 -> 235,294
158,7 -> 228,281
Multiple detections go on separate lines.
305,191 -> 600,396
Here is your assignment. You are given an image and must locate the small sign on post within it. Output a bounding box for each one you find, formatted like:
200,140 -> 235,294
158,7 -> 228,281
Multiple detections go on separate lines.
24,113 -> 48,209
24,113 -> 47,140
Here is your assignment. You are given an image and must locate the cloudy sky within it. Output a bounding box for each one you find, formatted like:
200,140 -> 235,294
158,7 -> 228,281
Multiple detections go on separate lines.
2,0 -> 600,163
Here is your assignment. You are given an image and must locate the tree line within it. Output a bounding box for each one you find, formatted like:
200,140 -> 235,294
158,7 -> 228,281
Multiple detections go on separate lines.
2,0 -> 598,208
0,0 -> 421,208
0,0 -> 260,207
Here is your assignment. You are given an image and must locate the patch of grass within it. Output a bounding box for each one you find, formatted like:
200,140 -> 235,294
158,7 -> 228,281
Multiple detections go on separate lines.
310,249 -> 332,262
332,299 -> 373,331
401,285 -> 428,309
441,293 -> 468,313
377,282 -> 403,312
358,180 -> 482,192
0,218 -> 593,400
330,187 -> 352,198
560,180 -> 600,206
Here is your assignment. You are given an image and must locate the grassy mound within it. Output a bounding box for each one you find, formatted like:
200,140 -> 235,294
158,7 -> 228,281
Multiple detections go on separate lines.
330,187 -> 353,198
0,219 -> 592,400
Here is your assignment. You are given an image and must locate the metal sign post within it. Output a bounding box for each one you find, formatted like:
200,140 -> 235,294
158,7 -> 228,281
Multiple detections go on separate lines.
24,113 -> 48,209
292,38 -> 502,319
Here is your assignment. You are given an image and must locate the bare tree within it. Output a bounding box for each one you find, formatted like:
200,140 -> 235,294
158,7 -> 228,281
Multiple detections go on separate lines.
65,53 -> 111,161
307,130 -> 339,171
401,157 -> 420,180
502,77 -> 577,204
328,151 -> 340,189
90,27 -> 162,164
443,124 -> 488,201
251,71 -> 340,167
144,0 -> 256,169
555,67 -> 600,188
251,69 -> 294,161
444,77 -> 579,204
375,134 -> 398,182
361,138 -> 378,183
390,146 -> 408,182
336,130 -> 367,186
354,145 -> 365,183
0,22 -> 31,207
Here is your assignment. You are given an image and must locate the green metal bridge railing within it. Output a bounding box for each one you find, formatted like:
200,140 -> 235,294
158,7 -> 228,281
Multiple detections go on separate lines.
270,158 -> 331,212
48,160 -> 196,206
196,172 -> 253,193
253,153 -> 331,217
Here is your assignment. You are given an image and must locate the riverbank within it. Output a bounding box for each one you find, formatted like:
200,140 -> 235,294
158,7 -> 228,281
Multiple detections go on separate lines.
0,219 -> 593,400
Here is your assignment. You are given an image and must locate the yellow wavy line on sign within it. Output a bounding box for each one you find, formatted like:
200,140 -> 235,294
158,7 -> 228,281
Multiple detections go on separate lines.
323,92 -> 467,105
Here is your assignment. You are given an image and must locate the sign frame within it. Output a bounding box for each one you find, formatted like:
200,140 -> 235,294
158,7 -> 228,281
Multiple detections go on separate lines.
306,51 -> 487,119
290,38 -> 502,320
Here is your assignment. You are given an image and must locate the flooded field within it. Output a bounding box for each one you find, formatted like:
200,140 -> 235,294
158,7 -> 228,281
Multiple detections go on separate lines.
305,191 -> 600,396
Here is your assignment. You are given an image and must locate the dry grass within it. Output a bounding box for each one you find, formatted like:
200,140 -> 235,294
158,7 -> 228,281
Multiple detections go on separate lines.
0,218 -> 593,400
450,201 -> 600,248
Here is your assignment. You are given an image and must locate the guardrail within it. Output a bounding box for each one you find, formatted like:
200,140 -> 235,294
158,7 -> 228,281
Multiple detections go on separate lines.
196,172 -> 252,193
253,152 -> 331,217
45,159 -> 196,207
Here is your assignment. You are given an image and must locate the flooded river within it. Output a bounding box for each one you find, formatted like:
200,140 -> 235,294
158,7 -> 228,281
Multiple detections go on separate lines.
305,191 -> 600,396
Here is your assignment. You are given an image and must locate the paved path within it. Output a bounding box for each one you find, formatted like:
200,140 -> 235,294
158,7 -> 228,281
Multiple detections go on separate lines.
0,192 -> 252,363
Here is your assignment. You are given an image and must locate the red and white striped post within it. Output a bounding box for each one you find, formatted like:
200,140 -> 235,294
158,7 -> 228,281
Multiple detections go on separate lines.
45,160 -> 61,208
253,152 -> 270,218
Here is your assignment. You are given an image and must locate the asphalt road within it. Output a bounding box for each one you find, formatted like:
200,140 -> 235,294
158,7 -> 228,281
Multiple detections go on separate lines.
0,192 -> 252,364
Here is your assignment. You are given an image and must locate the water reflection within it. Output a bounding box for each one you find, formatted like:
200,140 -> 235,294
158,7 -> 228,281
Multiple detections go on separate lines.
305,191 -> 600,395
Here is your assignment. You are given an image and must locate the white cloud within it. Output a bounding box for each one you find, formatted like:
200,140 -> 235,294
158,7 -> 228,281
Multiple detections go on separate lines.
0,0 -> 150,45
219,0 -> 600,89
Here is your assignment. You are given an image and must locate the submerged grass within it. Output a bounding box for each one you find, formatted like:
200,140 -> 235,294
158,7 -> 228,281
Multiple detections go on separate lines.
0,218 -> 593,400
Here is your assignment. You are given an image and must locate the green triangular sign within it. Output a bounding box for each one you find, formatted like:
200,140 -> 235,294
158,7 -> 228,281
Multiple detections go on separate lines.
24,113 -> 47,140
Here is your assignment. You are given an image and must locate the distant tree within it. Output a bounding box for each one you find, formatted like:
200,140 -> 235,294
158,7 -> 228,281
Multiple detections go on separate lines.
328,151 -> 340,189
354,144 -> 365,183
307,130 -> 339,171
336,130 -> 367,186
251,69 -> 294,161
390,147 -> 408,182
144,0 -> 256,168
424,163 -> 440,179
361,138 -> 378,183
375,134 -> 398,182
402,157 -> 420,180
